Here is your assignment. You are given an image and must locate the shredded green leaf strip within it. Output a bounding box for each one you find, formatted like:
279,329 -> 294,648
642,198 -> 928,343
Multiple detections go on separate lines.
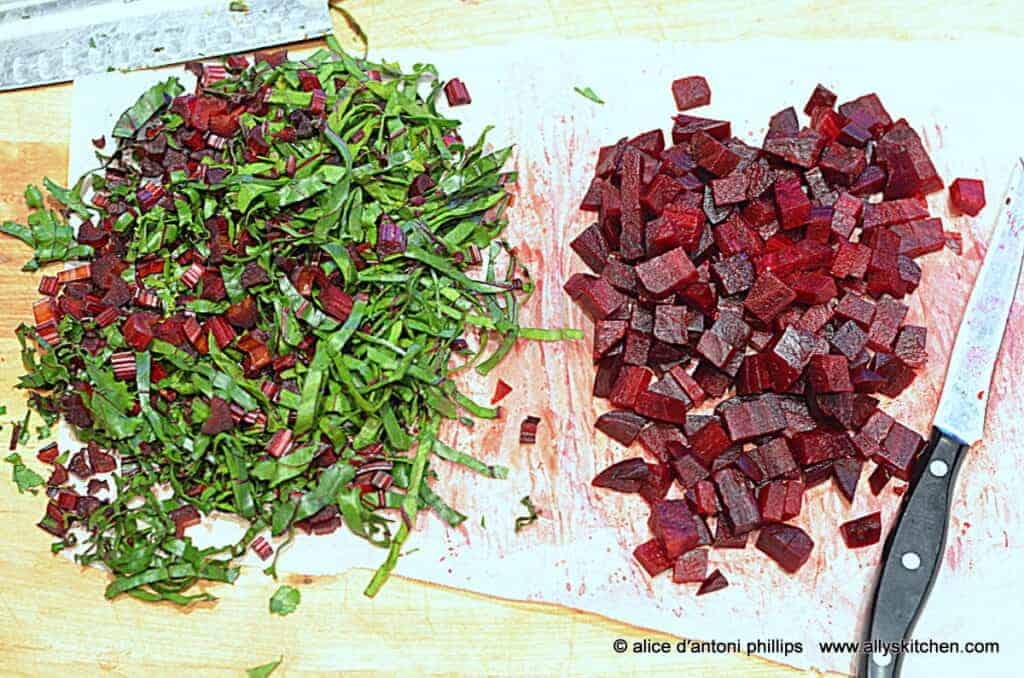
514,495 -> 541,533
573,86 -> 605,105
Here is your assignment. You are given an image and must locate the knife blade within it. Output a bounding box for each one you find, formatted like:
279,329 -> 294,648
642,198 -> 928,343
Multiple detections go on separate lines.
0,0 -> 331,92
860,160 -> 1024,678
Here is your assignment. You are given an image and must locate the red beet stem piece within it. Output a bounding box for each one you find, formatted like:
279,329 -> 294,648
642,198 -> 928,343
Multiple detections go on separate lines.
756,523 -> 814,573
949,178 -> 986,216
169,504 -> 202,538
266,428 -> 294,458
672,76 -> 711,111
840,511 -> 882,548
696,568 -> 729,595
519,416 -> 541,444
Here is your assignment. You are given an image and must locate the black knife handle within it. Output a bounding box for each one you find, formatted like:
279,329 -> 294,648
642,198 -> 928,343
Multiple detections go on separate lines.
859,428 -> 969,678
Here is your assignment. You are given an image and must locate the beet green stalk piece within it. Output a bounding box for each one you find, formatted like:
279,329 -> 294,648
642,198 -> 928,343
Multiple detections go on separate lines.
2,38 -> 574,603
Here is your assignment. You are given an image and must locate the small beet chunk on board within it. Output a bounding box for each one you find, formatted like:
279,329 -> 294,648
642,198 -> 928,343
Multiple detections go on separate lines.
840,511 -> 883,548
568,77 -> 950,592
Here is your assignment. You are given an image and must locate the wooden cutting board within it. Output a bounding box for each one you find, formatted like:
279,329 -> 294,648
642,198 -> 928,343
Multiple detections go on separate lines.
1,2 -> 1021,676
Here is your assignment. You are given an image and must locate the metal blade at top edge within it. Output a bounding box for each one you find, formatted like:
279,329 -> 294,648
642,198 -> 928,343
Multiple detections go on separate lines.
933,159 -> 1024,446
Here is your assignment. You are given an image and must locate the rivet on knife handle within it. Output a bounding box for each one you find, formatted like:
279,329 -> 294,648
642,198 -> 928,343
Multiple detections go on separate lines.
859,430 -> 967,678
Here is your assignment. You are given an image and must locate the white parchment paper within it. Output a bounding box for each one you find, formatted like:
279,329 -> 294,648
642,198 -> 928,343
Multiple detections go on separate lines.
69,39 -> 1024,676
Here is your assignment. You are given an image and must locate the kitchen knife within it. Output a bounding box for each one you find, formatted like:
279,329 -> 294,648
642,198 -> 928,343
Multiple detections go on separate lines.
860,159 -> 1024,678
0,0 -> 331,91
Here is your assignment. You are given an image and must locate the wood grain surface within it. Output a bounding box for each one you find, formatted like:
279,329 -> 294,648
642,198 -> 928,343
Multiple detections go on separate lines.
0,2 -> 1019,676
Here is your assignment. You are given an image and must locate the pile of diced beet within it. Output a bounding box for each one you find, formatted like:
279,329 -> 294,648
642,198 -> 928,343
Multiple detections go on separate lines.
566,78 -> 960,593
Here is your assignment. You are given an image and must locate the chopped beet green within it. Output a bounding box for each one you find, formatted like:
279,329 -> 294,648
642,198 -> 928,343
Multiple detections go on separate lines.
3,41 -> 576,604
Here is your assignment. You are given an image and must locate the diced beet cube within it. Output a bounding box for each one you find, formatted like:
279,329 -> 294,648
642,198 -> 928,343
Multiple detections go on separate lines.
711,171 -> 750,206
672,548 -> 709,583
874,352 -> 918,398
840,511 -> 882,548
892,218 -> 945,258
636,247 -> 698,298
949,178 -> 986,216
877,120 -> 943,198
672,115 -> 730,143
868,463 -> 892,495
653,305 -> 690,345
622,329 -> 652,366
838,93 -> 892,136
697,569 -> 729,595
648,499 -> 702,558
711,253 -> 754,296
671,451 -> 711,489
688,419 -> 731,466
593,354 -> 623,399
641,174 -> 685,214
795,304 -> 833,335
763,130 -> 826,168
634,387 -> 689,424
807,354 -> 853,393
647,203 -> 706,255
619,148 -> 645,261
671,76 -> 711,111
443,78 -> 472,106
861,409 -> 895,443
668,365 -> 706,407
744,272 -> 796,323
572,277 -> 629,320
792,271 -> 838,305
713,467 -> 761,534
770,326 -> 828,391
838,121 -> 872,148
593,457 -> 651,493
640,462 -> 675,504
757,481 -> 789,522
791,429 -> 852,466
609,366 -> 654,409
719,395 -> 787,441
815,393 -> 878,430
634,538 -> 673,577
595,411 -> 648,446
832,456 -> 863,503
695,330 -> 735,370
773,177 -> 811,230
894,325 -> 927,368
570,223 -> 610,273
863,202 -> 927,237
867,296 -> 908,350
819,143 -> 867,187
736,353 -> 773,395
594,319 -> 627,359
830,191 -> 864,240
804,84 -> 837,115
691,131 -> 741,178
712,515 -> 748,549
692,479 -> 721,515
836,293 -> 876,327
580,177 -> 604,212
766,107 -> 799,142
878,422 -> 924,480
748,437 -> 798,480
782,479 -> 804,519
714,213 -> 763,257
756,523 -> 814,573
624,426 -> 672,465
